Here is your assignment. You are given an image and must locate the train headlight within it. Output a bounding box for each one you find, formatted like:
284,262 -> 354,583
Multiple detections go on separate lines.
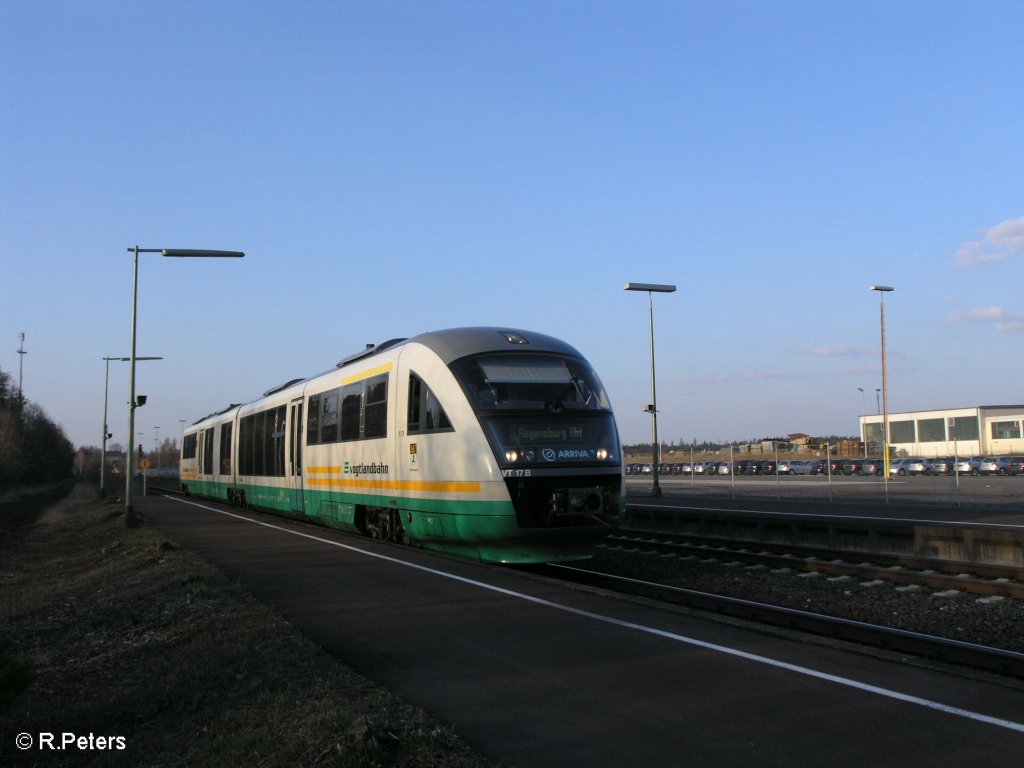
596,448 -> 609,460
505,450 -> 519,463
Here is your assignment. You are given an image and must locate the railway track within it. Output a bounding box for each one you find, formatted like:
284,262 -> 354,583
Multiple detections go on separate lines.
606,530 -> 1024,600
540,561 -> 1024,680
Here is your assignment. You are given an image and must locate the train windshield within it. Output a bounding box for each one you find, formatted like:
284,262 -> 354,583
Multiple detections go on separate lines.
451,353 -> 612,413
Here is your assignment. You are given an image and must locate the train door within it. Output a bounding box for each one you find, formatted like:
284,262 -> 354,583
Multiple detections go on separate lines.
288,397 -> 304,513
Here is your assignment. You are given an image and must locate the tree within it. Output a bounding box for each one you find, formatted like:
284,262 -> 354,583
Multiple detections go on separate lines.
0,366 -> 73,488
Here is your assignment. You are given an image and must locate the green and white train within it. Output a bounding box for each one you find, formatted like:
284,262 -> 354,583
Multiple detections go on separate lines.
179,327 -> 623,563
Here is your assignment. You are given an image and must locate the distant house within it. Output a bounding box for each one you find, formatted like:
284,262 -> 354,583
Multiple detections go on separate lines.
860,405 -> 1024,457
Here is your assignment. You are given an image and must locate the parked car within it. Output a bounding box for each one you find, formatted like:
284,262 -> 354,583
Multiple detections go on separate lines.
860,459 -> 884,475
776,460 -> 792,474
995,457 -> 1024,476
840,459 -> 863,476
890,458 -> 926,476
787,460 -> 815,475
827,458 -> 844,475
952,457 -> 972,474
970,457 -> 999,476
807,459 -> 827,475
923,458 -> 951,475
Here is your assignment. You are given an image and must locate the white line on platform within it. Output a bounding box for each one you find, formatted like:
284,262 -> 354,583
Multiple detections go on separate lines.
165,494 -> 1024,735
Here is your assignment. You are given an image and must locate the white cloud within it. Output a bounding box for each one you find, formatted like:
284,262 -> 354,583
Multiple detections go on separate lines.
948,305 -> 1024,333
953,215 -> 1024,267
987,216 -> 1024,251
807,345 -> 874,358
953,241 -> 1009,267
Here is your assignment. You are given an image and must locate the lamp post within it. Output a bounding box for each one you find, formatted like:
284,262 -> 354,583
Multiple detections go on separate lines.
153,426 -> 161,471
857,387 -> 867,457
102,355 -> 162,497
17,332 -> 26,407
875,388 -> 881,414
624,282 -> 676,497
123,246 -> 244,528
870,285 -> 894,504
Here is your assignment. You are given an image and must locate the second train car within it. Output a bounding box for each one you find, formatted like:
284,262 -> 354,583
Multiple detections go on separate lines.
179,327 -> 622,563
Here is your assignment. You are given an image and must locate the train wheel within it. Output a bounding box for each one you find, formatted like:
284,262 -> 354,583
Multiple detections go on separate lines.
368,509 -> 399,542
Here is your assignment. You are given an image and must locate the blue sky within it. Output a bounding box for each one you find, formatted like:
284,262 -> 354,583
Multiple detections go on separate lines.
2,1 -> 1022,452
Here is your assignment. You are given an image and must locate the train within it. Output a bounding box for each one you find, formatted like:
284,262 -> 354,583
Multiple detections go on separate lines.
179,327 -> 623,563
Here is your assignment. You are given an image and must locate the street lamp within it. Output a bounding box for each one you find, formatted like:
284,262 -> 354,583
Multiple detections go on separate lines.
624,282 -> 676,497
17,332 -> 26,406
123,246 -> 244,528
870,284 -> 894,504
102,355 -> 162,497
153,426 -> 161,470
857,387 -> 866,457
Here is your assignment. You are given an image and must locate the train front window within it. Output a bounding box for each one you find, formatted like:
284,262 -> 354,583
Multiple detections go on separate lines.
452,354 -> 611,413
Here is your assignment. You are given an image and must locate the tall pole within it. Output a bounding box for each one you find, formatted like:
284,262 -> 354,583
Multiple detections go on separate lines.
102,357 -> 113,496
625,282 -> 676,498
125,247 -> 141,527
122,246 -> 243,527
646,290 -> 661,496
17,332 -> 26,407
870,285 -> 894,505
103,355 -> 162,498
857,387 -> 867,458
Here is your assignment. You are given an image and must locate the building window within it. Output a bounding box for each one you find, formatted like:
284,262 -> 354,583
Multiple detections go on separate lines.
916,418 -> 945,443
890,420 -> 916,444
991,420 -> 1022,440
949,416 -> 980,441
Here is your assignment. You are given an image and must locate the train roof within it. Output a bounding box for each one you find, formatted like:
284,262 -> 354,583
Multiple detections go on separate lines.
186,328 -> 587,429
407,327 -> 584,365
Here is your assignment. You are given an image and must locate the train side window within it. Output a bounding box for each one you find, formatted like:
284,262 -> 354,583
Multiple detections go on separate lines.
219,423 -> 232,475
408,373 -> 453,434
340,384 -> 361,441
320,390 -> 339,443
363,374 -> 388,439
307,393 -> 320,445
202,427 -> 215,475
182,433 -> 197,459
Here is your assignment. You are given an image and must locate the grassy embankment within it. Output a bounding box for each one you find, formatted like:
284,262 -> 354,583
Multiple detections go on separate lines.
0,484 -> 498,767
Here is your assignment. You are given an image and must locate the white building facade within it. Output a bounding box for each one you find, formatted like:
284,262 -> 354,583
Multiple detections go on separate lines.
860,405 -> 1024,458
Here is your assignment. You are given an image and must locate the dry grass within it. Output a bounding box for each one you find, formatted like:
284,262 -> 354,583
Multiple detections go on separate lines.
1,484 -> 500,767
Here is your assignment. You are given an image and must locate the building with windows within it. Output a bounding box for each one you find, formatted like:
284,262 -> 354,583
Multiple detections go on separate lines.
860,405 -> 1024,458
